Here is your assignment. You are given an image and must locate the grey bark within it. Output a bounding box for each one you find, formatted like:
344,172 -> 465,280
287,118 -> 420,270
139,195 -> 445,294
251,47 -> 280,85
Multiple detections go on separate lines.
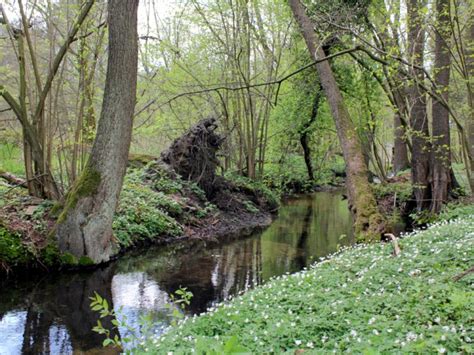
393,110 -> 410,173
55,0 -> 139,264
299,89 -> 322,181
407,0 -> 431,211
430,0 -> 452,213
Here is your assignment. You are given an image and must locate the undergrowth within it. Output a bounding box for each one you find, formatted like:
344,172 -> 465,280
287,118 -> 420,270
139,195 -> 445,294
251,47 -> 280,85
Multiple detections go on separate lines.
144,216 -> 474,354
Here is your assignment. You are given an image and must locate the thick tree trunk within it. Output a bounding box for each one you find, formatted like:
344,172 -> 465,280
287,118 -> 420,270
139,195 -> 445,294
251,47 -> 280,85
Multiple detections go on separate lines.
55,0 -> 139,264
407,0 -> 431,211
393,111 -> 410,173
289,0 -> 385,241
430,0 -> 452,213
467,18 -> 474,193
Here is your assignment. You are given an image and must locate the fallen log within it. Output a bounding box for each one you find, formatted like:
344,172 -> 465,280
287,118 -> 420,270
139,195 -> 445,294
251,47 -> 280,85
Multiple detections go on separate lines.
0,171 -> 27,187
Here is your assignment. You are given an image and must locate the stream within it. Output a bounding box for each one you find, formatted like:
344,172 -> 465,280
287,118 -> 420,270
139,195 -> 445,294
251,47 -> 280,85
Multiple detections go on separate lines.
0,191 -> 353,354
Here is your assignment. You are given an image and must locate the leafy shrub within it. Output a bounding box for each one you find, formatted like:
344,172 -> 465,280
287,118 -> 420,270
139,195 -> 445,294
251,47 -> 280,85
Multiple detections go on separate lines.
0,226 -> 31,268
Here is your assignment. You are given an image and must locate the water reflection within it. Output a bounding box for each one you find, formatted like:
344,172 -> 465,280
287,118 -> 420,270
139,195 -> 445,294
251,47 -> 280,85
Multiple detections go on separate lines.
0,191 -> 352,354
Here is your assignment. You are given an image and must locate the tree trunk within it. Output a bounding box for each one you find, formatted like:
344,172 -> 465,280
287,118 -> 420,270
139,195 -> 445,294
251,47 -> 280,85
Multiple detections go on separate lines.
289,0 -> 385,241
393,111 -> 410,173
467,16 -> 474,193
55,0 -> 139,264
299,89 -> 322,181
407,0 -> 431,211
430,0 -> 452,213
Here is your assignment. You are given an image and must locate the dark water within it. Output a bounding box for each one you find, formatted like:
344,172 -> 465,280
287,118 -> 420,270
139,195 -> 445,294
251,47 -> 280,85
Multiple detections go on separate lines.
0,191 -> 353,354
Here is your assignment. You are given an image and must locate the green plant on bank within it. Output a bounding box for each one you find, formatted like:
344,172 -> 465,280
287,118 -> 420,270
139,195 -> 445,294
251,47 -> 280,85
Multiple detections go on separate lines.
114,178 -> 183,247
147,217 -> 473,353
225,173 -> 280,210
195,202 -> 217,219
166,287 -> 193,326
0,227 -> 31,269
90,287 -> 194,351
372,181 -> 412,203
243,200 -> 259,213
411,202 -> 474,226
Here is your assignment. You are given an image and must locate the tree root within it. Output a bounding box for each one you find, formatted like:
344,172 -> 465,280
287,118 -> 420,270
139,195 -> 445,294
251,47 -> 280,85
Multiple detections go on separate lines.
385,233 -> 401,257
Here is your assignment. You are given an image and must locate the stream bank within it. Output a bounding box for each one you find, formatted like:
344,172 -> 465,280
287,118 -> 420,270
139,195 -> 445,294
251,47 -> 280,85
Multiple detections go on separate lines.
152,215 -> 474,354
0,191 -> 354,354
0,119 -> 281,274
0,164 -> 279,274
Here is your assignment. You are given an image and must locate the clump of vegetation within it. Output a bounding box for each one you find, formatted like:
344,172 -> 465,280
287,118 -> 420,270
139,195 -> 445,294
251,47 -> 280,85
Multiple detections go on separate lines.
225,173 -> 280,211
372,179 -> 412,228
0,226 -> 31,270
150,217 -> 473,353
411,200 -> 474,226
438,202 -> 474,221
113,174 -> 183,247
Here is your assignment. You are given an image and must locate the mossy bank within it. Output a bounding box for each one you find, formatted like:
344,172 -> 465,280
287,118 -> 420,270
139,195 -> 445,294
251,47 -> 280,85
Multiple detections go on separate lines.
0,163 -> 279,274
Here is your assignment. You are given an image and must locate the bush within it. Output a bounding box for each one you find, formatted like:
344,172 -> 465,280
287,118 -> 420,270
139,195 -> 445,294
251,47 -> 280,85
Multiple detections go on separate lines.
0,226 -> 31,269
149,218 -> 474,353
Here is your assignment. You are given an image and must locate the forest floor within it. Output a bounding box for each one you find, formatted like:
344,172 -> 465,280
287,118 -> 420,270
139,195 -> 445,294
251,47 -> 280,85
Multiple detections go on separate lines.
146,210 -> 474,354
0,162 -> 279,274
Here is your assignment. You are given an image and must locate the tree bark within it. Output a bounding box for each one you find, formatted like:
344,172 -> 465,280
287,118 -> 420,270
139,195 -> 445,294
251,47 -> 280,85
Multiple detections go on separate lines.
407,0 -> 431,211
289,0 -> 385,241
430,0 -> 452,213
393,110 -> 410,173
55,0 -> 139,264
299,89 -> 322,181
467,15 -> 474,193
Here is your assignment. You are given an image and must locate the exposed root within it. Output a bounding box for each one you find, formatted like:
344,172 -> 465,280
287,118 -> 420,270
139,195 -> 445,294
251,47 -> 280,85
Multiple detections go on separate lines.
385,233 -> 401,257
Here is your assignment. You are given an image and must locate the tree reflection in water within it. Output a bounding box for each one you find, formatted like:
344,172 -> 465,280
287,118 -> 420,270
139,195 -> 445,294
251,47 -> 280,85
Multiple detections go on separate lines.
0,191 -> 353,354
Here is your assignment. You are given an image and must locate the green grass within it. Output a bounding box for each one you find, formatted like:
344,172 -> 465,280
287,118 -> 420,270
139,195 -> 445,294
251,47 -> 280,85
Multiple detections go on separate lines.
0,143 -> 24,176
144,216 -> 474,354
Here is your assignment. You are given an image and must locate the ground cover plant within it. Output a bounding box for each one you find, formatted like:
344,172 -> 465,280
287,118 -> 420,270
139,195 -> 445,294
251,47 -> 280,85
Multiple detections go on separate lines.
144,216 -> 474,353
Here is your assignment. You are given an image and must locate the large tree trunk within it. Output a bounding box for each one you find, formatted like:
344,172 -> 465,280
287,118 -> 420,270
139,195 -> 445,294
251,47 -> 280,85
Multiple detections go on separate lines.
467,17 -> 474,193
407,0 -> 431,211
289,0 -> 385,241
393,111 -> 410,173
430,0 -> 452,213
55,0 -> 139,264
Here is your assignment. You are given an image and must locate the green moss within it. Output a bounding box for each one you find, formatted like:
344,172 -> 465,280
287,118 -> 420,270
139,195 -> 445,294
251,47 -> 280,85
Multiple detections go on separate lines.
78,256 -> 94,266
60,252 -> 78,265
50,202 -> 63,217
128,153 -> 157,168
57,166 -> 101,223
